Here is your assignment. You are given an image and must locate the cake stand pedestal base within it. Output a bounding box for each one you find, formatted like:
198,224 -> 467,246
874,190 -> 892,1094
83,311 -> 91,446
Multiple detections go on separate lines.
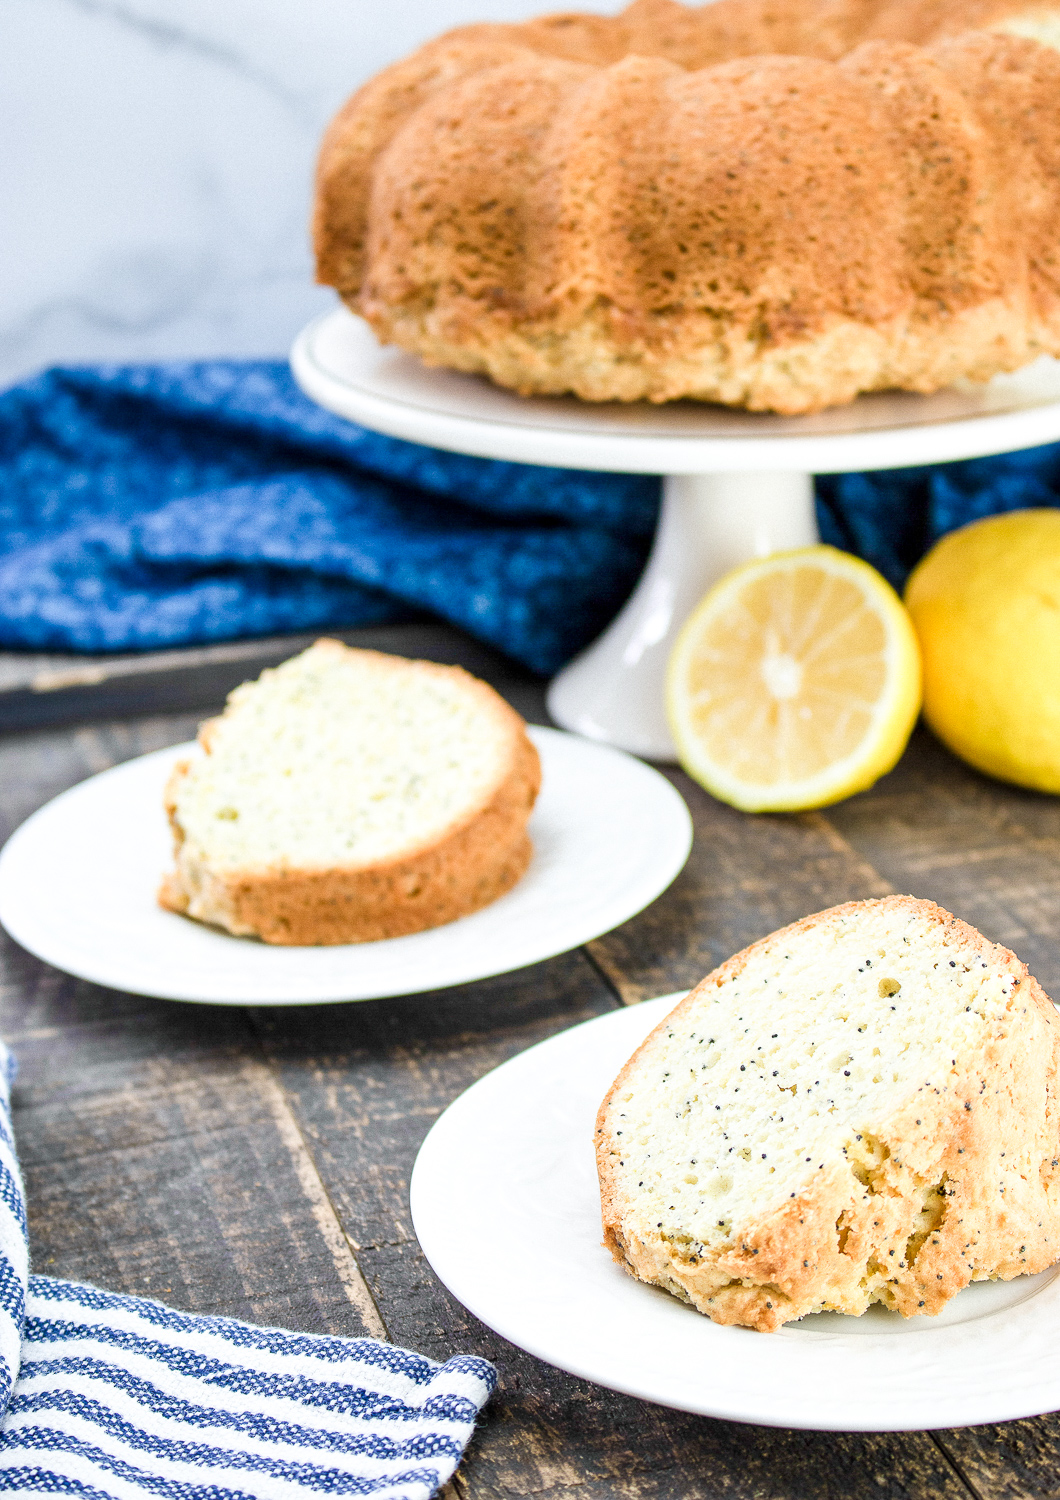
546,471 -> 817,760
292,308 -> 1060,758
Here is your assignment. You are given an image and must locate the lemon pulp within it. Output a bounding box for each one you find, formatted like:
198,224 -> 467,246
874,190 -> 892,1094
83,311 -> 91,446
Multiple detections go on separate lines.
667,547 -> 922,812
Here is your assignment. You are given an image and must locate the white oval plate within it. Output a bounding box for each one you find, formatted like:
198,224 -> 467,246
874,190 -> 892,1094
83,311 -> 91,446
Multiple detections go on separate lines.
411,996 -> 1060,1431
0,728 -> 690,1006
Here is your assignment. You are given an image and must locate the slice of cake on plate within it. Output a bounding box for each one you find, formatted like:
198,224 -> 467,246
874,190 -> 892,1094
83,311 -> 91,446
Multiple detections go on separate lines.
159,639 -> 541,945
597,896 -> 1060,1329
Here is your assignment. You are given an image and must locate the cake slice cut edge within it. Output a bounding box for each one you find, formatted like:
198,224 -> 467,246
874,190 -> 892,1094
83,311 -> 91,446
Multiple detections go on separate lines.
596,896 -> 1060,1331
158,639 -> 541,945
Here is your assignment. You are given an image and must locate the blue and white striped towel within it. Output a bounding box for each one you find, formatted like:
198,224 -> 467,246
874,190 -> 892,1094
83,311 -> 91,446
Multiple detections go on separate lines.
0,1049 -> 495,1499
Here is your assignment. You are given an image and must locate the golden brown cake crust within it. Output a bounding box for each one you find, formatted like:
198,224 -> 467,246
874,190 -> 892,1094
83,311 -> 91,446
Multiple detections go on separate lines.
314,0 -> 1060,413
596,896 -> 1060,1330
158,644 -> 542,946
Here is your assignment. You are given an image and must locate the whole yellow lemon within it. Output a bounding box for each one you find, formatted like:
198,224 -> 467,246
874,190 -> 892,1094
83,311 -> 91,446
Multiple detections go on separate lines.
904,509 -> 1060,792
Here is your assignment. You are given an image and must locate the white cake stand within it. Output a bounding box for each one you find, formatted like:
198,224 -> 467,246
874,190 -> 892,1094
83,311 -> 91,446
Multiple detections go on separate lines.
292,308 -> 1060,758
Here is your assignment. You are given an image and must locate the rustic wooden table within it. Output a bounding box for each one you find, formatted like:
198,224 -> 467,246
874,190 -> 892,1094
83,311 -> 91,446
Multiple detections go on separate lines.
2,621 -> 1059,1499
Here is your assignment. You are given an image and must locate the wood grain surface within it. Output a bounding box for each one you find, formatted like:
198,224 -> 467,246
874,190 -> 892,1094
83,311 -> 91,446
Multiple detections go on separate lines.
1,624 -> 1059,1498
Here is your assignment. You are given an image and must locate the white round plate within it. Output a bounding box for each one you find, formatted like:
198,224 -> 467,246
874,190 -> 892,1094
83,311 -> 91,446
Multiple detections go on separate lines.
0,729 -> 690,1006
411,996 -> 1060,1431
292,307 -> 1060,475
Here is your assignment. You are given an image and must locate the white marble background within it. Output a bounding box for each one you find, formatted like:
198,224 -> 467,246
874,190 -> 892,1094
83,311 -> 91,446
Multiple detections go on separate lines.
1,0 -> 622,390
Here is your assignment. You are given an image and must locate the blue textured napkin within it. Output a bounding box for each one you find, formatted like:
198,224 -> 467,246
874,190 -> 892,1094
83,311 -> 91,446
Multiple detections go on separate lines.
0,364 -> 658,676
3,361 -> 1060,674
0,1049 -> 494,1499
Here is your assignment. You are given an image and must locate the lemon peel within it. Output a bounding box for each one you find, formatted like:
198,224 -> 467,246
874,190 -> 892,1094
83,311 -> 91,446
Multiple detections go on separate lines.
667,546 -> 922,812
905,509 -> 1060,793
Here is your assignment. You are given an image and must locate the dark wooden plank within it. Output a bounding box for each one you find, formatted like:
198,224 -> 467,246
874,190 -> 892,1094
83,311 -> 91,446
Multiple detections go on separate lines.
0,623 -> 549,735
586,768 -> 892,1004
1,952 -> 388,1337
252,950 -> 621,1281
926,1420 -> 1060,1500
822,725 -> 1060,997
452,1400 -> 970,1500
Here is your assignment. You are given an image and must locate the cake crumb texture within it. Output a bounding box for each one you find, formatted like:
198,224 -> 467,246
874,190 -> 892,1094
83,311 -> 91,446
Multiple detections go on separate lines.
158,639 -> 541,945
596,896 -> 1060,1329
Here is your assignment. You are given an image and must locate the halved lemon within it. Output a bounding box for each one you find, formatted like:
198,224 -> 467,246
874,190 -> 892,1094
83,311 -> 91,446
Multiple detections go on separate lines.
666,546 -> 922,812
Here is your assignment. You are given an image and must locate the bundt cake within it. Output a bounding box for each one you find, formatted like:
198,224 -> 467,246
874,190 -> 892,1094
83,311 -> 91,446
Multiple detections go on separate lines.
314,0 -> 1060,414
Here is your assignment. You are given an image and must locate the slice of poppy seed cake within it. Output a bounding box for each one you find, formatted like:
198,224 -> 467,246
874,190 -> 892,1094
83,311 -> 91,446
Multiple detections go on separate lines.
596,897 -> 1060,1331
159,639 -> 541,944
